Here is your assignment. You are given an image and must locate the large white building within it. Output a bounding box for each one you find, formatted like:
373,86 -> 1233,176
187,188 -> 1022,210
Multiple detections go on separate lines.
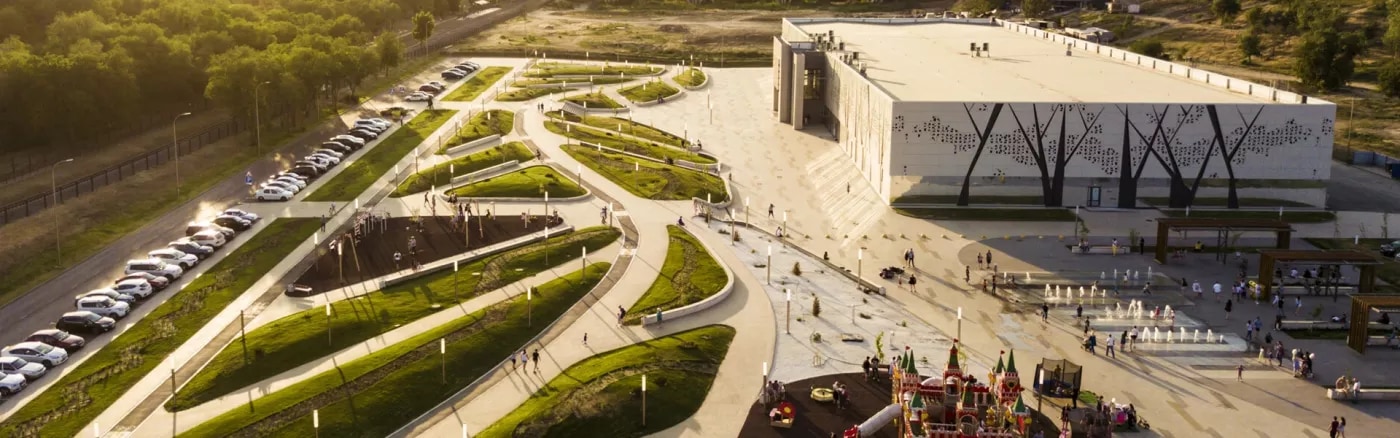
773,17 -> 1335,208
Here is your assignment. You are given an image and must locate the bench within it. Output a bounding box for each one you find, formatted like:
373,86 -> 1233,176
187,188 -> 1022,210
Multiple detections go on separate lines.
1272,285 -> 1356,296
1326,388 -> 1400,401
1066,245 -> 1122,255
1279,321 -> 1392,331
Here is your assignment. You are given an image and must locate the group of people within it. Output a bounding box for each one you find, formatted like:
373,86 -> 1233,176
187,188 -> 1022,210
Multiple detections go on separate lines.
860,356 -> 883,383
759,379 -> 787,405
1334,375 -> 1362,402
829,380 -> 851,409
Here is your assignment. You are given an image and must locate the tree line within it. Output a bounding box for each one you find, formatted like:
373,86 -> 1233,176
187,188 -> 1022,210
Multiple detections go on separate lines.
0,0 -> 465,153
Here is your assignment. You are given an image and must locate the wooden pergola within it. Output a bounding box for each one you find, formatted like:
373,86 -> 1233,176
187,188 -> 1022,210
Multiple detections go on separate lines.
1347,295 -> 1400,354
1154,218 -> 1294,265
1257,249 -> 1381,300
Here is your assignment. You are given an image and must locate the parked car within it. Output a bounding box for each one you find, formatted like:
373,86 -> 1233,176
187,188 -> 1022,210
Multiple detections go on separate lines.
2,342 -> 69,367
148,248 -> 198,269
257,186 -> 294,201
300,155 -> 335,167
24,330 -> 85,353
55,311 -> 116,335
312,149 -> 344,160
348,128 -> 380,140
406,91 -> 433,102
111,279 -> 154,299
223,208 -> 261,223
77,288 -> 136,305
213,215 -> 253,231
190,230 -> 228,248
418,83 -> 445,94
75,296 -> 130,319
185,222 -> 235,238
308,154 -> 342,167
125,259 -> 184,280
427,81 -> 447,90
270,176 -> 306,190
352,121 -> 387,133
460,61 -> 480,69
168,239 -> 214,259
0,372 -> 25,396
360,118 -> 391,128
330,134 -> 366,146
116,273 -> 169,290
287,166 -> 321,179
275,171 -> 312,183
0,357 -> 47,381
441,69 -> 466,80
293,160 -> 329,173
319,142 -> 353,154
1379,241 -> 1400,257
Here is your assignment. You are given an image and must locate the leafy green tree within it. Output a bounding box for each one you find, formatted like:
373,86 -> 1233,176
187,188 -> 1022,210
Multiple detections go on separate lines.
1212,0 -> 1242,23
1238,32 -> 1262,63
953,0 -> 999,16
1379,60 -> 1400,97
411,10 -> 434,56
1129,39 -> 1166,59
375,31 -> 404,71
1294,28 -> 1367,90
1386,10 -> 1400,53
1022,0 -> 1051,19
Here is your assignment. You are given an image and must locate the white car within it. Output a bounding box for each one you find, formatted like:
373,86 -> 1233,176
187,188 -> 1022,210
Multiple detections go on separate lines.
275,171 -> 310,182
125,258 -> 184,280
79,288 -> 136,305
0,371 -> 26,396
352,121 -> 388,132
257,186 -> 293,202
272,176 -> 306,189
111,279 -> 155,299
223,209 -> 261,222
262,181 -> 301,194
148,248 -> 198,269
313,149 -> 344,159
330,135 -> 366,147
2,342 -> 69,368
358,118 -> 391,129
405,91 -> 432,102
308,153 -> 341,165
190,230 -> 228,248
75,296 -> 131,319
0,357 -> 47,381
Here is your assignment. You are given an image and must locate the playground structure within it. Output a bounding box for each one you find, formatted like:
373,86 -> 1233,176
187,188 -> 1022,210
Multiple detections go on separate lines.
860,344 -> 1033,438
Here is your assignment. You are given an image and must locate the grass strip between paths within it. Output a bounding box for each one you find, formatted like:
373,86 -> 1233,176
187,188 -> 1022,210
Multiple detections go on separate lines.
545,120 -> 712,164
479,325 -> 736,437
393,141 -> 533,197
179,262 -> 614,438
894,207 -> 1077,222
1161,209 -> 1335,223
524,62 -> 661,77
625,225 -> 726,324
449,165 -> 586,199
437,109 -> 514,154
512,77 -> 634,87
442,66 -> 513,102
562,145 -> 727,201
304,109 -> 457,202
0,218 -> 320,438
497,86 -> 575,102
561,92 -> 624,109
617,81 -> 679,103
546,110 -> 689,148
673,68 -> 706,87
168,227 -> 621,410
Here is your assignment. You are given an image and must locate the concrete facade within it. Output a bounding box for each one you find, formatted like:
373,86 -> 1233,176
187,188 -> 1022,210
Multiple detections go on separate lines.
773,18 -> 1336,208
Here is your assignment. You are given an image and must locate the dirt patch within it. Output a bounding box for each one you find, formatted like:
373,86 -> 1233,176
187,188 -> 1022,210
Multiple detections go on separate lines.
294,213 -> 559,293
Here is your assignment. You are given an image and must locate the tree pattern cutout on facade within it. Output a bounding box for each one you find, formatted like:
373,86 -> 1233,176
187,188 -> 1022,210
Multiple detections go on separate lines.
1115,104 -> 1217,208
997,103 -> 1111,206
946,103 -> 1004,205
1208,106 -> 1315,208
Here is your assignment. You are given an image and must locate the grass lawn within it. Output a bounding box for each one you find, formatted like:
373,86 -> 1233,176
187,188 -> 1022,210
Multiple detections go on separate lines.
894,208 -> 1077,222
673,68 -> 706,87
624,226 -> 727,324
392,141 -> 533,197
304,109 -> 457,201
891,195 -> 1046,205
617,81 -> 679,103
498,86 -> 575,101
545,120 -> 712,164
442,66 -> 513,102
1304,238 -> 1400,285
438,109 -> 514,154
168,227 -> 620,411
562,145 -> 727,201
561,92 -> 624,109
525,62 -> 661,77
1141,197 -> 1314,208
179,263 -> 613,438
449,165 -> 586,198
478,325 -> 736,438
0,219 -> 320,438
512,77 -> 634,87
546,110 -> 688,147
1162,210 -> 1336,223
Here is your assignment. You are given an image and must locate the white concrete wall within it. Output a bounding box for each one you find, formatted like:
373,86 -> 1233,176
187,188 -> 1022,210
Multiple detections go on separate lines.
886,101 -> 1335,202
824,57 -> 896,199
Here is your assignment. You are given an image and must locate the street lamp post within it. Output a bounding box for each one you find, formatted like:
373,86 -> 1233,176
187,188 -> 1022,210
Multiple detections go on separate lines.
957,307 -> 963,341
745,197 -> 750,229
173,112 -> 193,198
313,409 -> 320,438
254,81 -> 271,154
641,374 -> 648,426
440,338 -> 447,383
527,285 -> 533,326
858,249 -> 863,281
326,302 -> 333,346
785,289 -> 791,334
766,245 -> 772,284
51,158 -> 74,265
782,211 -> 787,243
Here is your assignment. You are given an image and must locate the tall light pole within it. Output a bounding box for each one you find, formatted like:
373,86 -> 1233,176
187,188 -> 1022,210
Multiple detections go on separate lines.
254,81 -> 271,154
641,374 -> 648,426
173,112 -> 192,198
326,301 -> 333,346
51,158 -> 74,266
313,409 -> 320,438
527,285 -> 533,327
957,307 -> 963,341
857,249 -> 863,281
440,338 -> 447,383
766,245 -> 772,284
744,197 -> 750,229
785,289 -> 791,334
782,211 -> 788,243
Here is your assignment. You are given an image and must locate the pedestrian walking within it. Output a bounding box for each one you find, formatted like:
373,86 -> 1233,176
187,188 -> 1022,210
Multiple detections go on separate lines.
862,357 -> 872,381
908,274 -> 917,291
1339,417 -> 1347,437
1237,364 -> 1244,381
1295,296 -> 1304,316
1245,322 -> 1253,341
1213,282 -> 1222,301
1076,304 -> 1084,319
1225,299 -> 1234,320
321,215 -> 327,231
1129,326 -> 1139,351
1083,318 -> 1091,336
976,253 -> 984,268
965,265 -> 971,283
768,204 -> 774,218
1329,417 -> 1339,438
985,250 -> 993,265
1192,281 -> 1202,299
520,350 -> 528,369
1105,335 -> 1116,358
532,348 -> 540,372
617,306 -> 626,326
583,332 -> 588,346
510,352 -> 517,370
1041,303 -> 1050,322
1142,281 -> 1152,295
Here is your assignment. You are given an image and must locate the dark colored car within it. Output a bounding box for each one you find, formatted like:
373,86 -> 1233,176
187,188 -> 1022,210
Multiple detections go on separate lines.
320,142 -> 352,154
418,84 -> 443,94
346,129 -> 377,141
55,311 -> 116,335
288,166 -> 321,178
442,70 -> 465,80
213,215 -> 252,232
168,240 -> 214,259
116,272 -> 170,290
25,330 -> 86,353
327,138 -> 363,151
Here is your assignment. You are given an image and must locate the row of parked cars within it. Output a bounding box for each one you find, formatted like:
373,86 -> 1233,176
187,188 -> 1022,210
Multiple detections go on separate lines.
0,210 -> 262,399
404,60 -> 480,102
255,117 -> 394,202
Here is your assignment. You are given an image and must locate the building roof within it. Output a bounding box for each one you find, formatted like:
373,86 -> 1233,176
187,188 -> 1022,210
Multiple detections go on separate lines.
788,19 -> 1281,104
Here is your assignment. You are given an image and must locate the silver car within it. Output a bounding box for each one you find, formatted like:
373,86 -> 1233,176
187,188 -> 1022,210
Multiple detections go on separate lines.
0,357 -> 47,381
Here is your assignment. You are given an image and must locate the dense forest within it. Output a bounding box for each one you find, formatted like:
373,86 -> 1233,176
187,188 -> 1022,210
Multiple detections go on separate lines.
0,0 -> 467,151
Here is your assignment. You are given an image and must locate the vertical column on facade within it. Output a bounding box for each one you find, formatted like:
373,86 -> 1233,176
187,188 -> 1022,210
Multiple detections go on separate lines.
791,52 -> 807,130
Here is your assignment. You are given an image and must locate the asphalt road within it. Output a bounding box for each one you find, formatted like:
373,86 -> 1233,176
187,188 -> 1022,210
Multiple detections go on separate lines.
1327,161 -> 1400,212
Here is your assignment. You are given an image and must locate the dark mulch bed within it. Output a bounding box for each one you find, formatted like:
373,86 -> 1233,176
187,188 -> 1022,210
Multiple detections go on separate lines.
740,373 -> 898,438
296,214 -> 559,292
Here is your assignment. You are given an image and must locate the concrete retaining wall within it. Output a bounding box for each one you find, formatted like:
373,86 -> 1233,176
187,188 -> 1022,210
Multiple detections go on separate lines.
448,160 -> 520,185
443,134 -> 502,157
379,224 -> 575,289
641,226 -> 735,325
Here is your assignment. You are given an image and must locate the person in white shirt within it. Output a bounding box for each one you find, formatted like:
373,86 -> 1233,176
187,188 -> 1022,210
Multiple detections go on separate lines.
1192,281 -> 1203,298
1213,282 -> 1222,301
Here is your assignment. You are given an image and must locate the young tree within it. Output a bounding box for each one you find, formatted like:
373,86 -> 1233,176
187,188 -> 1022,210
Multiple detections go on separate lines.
1294,28 -> 1366,90
374,31 -> 404,71
1128,39 -> 1166,59
1021,0 -> 1052,19
1378,60 -> 1400,97
411,10 -> 435,56
953,0 -> 999,16
1212,0 -> 1242,23
1238,32 -> 1262,64
1386,10 -> 1400,53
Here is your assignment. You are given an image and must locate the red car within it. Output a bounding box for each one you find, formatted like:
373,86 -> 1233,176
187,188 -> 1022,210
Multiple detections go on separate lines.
25,329 -> 86,353
116,272 -> 169,290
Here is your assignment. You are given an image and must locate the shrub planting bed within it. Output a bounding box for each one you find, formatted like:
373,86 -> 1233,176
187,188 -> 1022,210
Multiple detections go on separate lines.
561,145 -> 727,201
624,225 -> 727,324
395,141 -> 533,196
449,165 -> 586,199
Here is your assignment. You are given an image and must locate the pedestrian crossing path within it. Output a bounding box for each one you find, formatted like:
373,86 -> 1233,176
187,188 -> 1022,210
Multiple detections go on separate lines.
804,148 -> 883,248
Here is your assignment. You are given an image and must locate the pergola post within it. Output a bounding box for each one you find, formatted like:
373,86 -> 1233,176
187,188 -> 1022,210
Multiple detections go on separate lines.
1259,253 -> 1276,299
1154,221 -> 1170,264
1348,296 -> 1368,354
1277,230 -> 1292,249
1359,265 -> 1376,295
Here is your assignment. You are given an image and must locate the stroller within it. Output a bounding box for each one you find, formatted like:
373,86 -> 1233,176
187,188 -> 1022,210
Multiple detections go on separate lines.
879,266 -> 905,280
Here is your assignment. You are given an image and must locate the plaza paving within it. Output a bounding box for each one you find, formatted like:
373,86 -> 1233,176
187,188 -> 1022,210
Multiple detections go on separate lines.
7,58 -> 1399,438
